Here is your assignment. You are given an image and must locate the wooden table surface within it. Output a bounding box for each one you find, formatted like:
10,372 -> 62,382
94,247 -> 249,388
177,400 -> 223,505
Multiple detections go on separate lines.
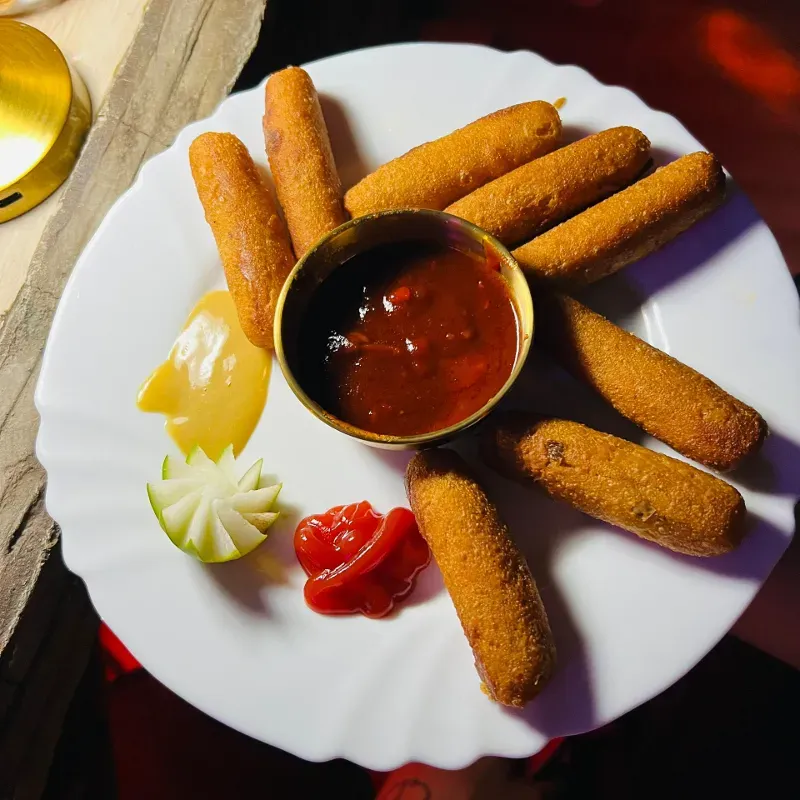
0,0 -> 150,317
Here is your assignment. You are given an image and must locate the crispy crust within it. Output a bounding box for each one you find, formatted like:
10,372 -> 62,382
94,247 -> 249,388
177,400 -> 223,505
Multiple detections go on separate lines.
482,414 -> 747,557
264,66 -> 346,258
189,132 -> 295,349
344,101 -> 562,217
513,152 -> 725,288
446,126 -> 651,246
405,449 -> 555,707
537,293 -> 767,470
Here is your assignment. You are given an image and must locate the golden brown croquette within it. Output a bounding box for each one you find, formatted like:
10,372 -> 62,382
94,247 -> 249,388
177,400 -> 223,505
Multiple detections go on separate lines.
446,126 -> 651,246
512,152 -> 725,288
189,132 -> 295,349
536,293 -> 767,471
264,66 -> 347,258
405,449 -> 555,707
482,414 -> 747,557
344,101 -> 562,217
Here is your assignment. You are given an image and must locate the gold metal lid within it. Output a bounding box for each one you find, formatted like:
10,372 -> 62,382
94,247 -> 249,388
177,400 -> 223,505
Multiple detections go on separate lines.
0,19 -> 91,222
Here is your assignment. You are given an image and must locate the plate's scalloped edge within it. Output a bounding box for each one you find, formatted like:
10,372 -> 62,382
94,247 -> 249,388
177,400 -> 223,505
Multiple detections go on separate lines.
34,42 -> 800,772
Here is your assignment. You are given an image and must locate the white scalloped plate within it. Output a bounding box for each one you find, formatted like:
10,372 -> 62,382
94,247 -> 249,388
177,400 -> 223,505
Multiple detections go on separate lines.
36,43 -> 800,770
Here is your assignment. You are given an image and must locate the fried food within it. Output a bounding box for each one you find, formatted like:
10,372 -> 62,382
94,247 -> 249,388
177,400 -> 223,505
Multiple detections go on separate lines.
189,133 -> 295,349
445,126 -> 651,246
264,66 -> 346,258
405,449 -> 555,707
483,414 -> 747,557
512,152 -> 725,288
537,293 -> 767,470
344,101 -> 562,217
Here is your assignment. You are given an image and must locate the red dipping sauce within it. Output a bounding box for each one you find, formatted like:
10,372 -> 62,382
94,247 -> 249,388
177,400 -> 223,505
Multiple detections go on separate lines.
294,502 -> 430,618
299,241 -> 520,436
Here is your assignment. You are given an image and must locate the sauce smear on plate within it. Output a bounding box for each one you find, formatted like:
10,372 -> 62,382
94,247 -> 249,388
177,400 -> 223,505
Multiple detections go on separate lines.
300,242 -> 519,436
137,290 -> 270,459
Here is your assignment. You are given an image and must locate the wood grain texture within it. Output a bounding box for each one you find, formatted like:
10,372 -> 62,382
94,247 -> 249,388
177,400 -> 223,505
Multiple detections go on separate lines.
0,0 -> 266,793
0,0 -> 151,317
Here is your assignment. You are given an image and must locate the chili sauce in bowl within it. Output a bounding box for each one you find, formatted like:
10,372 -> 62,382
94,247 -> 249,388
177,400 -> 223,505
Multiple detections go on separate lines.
299,241 -> 518,436
274,209 -> 533,449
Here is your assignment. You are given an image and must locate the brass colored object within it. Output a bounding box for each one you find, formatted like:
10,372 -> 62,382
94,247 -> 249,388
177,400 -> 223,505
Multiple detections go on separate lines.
274,209 -> 534,450
0,19 -> 92,222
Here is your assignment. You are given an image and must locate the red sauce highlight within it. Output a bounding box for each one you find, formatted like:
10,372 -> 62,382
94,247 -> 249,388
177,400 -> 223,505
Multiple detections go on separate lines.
299,241 -> 520,436
294,502 -> 430,618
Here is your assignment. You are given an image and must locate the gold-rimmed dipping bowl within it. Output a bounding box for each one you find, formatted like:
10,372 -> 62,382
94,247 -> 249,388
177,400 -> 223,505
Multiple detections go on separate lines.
274,209 -> 534,450
0,19 -> 92,222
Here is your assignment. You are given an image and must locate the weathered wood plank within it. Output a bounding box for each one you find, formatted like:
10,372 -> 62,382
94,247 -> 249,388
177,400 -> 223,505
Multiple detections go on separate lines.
0,0 -> 152,318
0,0 -> 267,793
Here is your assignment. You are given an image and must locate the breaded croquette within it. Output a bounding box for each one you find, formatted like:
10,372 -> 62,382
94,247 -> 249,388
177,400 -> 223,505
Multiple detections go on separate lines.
264,67 -> 347,258
537,293 -> 767,470
482,414 -> 747,557
405,449 -> 555,707
189,133 -> 295,349
445,126 -> 651,246
512,152 -> 725,288
344,101 -> 562,217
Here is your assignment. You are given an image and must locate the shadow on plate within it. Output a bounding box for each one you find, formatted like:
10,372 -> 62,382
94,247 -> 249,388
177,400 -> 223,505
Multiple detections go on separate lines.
360,448 -> 445,607
650,144 -> 683,167
201,499 -> 303,616
368,447 -> 413,475
604,510 -> 790,583
202,556 -> 275,616
548,184 -> 762,350
561,126 -> 682,171
513,569 -> 597,739
399,561 -> 446,610
560,123 -> 594,145
498,351 -> 650,447
732,431 -> 800,495
620,183 -> 761,304
568,274 -> 650,335
319,94 -> 369,192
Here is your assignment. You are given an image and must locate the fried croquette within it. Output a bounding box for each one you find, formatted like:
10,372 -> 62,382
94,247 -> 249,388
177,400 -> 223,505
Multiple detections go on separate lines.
512,152 -> 725,288
405,449 -> 555,707
344,101 -> 562,217
445,126 -> 651,246
189,132 -> 295,349
482,414 -> 747,557
264,66 -> 347,258
537,293 -> 767,470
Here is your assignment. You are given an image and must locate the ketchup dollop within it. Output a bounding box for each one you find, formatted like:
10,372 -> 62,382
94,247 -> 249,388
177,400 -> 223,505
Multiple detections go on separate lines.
294,502 -> 430,618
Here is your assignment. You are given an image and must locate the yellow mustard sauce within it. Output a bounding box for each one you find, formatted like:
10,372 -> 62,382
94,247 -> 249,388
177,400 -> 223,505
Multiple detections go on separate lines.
137,290 -> 270,460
